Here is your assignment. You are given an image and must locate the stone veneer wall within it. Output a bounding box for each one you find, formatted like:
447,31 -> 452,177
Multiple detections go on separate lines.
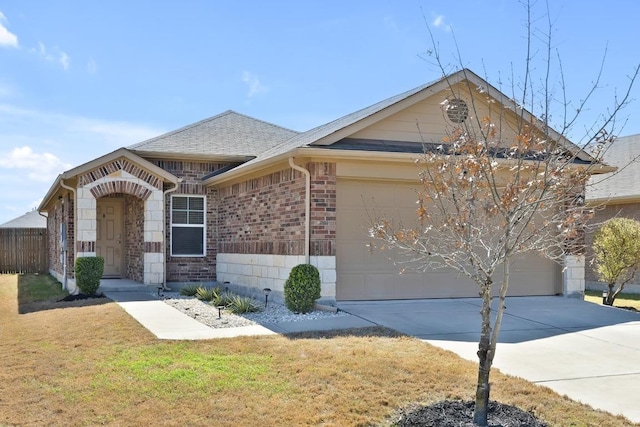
150,160 -> 226,283
217,254 -> 336,304
585,202 -> 640,293
216,162 -> 338,303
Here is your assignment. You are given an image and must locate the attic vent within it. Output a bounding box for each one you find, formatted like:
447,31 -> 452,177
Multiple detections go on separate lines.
445,98 -> 469,123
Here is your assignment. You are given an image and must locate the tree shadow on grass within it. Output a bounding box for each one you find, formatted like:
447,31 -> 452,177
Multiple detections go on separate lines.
284,326 -> 407,340
17,274 -> 110,314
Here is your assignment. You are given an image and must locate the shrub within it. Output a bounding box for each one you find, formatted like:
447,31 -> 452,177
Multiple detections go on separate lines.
284,264 -> 321,313
75,256 -> 104,295
195,286 -> 220,302
227,295 -> 261,314
593,218 -> 640,305
179,284 -> 201,296
212,291 -> 233,307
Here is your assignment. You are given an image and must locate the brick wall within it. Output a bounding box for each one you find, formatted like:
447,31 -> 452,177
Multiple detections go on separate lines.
309,162 -> 336,256
47,193 -> 74,279
218,167 -> 306,255
217,162 -> 337,257
123,194 -> 144,282
150,159 -> 224,282
585,202 -> 640,284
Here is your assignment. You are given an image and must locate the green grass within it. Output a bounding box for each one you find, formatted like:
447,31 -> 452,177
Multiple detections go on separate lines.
17,273 -> 67,304
585,290 -> 640,310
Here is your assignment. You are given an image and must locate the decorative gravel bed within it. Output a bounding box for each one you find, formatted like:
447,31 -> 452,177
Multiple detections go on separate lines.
157,291 -> 349,329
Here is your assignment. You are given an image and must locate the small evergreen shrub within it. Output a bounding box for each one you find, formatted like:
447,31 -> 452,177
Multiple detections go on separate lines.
227,295 -> 261,314
284,264 -> 321,313
75,256 -> 104,295
179,284 -> 201,296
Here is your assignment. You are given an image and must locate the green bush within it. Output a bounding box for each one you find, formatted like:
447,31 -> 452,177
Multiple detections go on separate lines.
284,264 -> 321,313
212,291 -> 233,307
227,295 -> 262,314
179,284 -> 201,296
75,256 -> 104,295
195,286 -> 220,302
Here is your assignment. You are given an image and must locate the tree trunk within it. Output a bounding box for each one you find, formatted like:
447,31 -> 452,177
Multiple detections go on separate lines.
473,279 -> 493,426
605,283 -> 615,306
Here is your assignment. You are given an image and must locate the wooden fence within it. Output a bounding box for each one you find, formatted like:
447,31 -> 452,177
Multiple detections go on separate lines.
0,228 -> 48,274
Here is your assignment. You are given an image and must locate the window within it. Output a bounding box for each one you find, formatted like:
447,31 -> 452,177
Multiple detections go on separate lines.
171,195 -> 206,256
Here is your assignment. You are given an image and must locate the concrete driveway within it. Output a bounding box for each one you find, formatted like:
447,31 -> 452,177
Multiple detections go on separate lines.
339,296 -> 640,423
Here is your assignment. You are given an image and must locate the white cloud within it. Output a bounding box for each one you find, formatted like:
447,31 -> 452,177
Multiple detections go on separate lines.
33,41 -> 70,70
59,51 -> 69,70
0,11 -> 18,48
0,146 -> 72,182
242,71 -> 269,98
432,14 -> 451,32
87,58 -> 97,74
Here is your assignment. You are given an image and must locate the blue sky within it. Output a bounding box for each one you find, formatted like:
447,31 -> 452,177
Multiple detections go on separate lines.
0,1 -> 638,224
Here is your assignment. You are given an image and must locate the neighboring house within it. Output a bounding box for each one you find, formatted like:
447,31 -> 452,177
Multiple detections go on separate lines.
38,69 -> 599,302
0,210 -> 47,228
585,134 -> 640,293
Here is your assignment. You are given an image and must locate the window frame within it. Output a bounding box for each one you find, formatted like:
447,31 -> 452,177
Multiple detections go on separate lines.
170,195 -> 206,257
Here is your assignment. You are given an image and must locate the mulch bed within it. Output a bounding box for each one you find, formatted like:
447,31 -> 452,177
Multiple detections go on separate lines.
396,400 -> 547,427
57,293 -> 106,302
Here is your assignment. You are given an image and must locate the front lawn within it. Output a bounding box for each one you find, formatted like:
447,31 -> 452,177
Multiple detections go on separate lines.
585,290 -> 640,311
0,274 -> 636,426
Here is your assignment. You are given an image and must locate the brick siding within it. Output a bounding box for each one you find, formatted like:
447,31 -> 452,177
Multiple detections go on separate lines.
150,159 -> 225,282
217,162 -> 337,257
47,193 -> 74,279
123,194 -> 144,282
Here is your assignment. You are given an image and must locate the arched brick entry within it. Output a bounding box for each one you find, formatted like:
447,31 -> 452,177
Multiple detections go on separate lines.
74,156 -> 167,285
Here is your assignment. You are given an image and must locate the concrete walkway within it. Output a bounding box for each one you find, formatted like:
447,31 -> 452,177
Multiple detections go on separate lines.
339,296 -> 640,423
104,290 -> 375,340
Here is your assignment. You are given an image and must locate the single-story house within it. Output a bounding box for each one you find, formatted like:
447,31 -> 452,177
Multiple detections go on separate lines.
38,69 -> 601,303
586,133 -> 640,293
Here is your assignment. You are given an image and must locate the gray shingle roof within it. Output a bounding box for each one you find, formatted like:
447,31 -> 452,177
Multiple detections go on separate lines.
128,110 -> 299,159
0,210 -> 47,228
254,81 -> 435,160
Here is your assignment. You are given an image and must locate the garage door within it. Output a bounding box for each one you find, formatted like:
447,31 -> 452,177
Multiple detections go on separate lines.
336,178 -> 562,300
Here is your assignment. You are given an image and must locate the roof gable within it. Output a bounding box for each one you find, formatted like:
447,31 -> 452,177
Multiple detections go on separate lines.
205,68 -> 592,185
128,110 -> 299,160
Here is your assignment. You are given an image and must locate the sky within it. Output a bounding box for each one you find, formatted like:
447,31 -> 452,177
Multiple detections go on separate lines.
0,0 -> 639,225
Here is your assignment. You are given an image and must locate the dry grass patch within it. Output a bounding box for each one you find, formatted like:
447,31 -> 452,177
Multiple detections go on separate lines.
0,274 -> 637,426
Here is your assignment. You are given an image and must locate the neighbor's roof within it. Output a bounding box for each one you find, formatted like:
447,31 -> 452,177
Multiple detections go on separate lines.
128,110 -> 299,160
0,210 -> 47,228
586,134 -> 640,203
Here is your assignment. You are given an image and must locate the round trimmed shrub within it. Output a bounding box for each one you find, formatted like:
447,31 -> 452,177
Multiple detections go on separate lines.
75,256 -> 104,295
284,264 -> 321,313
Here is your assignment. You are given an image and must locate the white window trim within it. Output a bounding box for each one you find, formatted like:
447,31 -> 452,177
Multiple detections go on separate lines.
170,195 -> 206,257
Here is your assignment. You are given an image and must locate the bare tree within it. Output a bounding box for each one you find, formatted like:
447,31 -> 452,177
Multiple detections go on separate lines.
369,3 -> 638,425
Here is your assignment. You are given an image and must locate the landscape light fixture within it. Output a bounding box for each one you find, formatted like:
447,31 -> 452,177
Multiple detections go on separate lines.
263,288 -> 272,308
